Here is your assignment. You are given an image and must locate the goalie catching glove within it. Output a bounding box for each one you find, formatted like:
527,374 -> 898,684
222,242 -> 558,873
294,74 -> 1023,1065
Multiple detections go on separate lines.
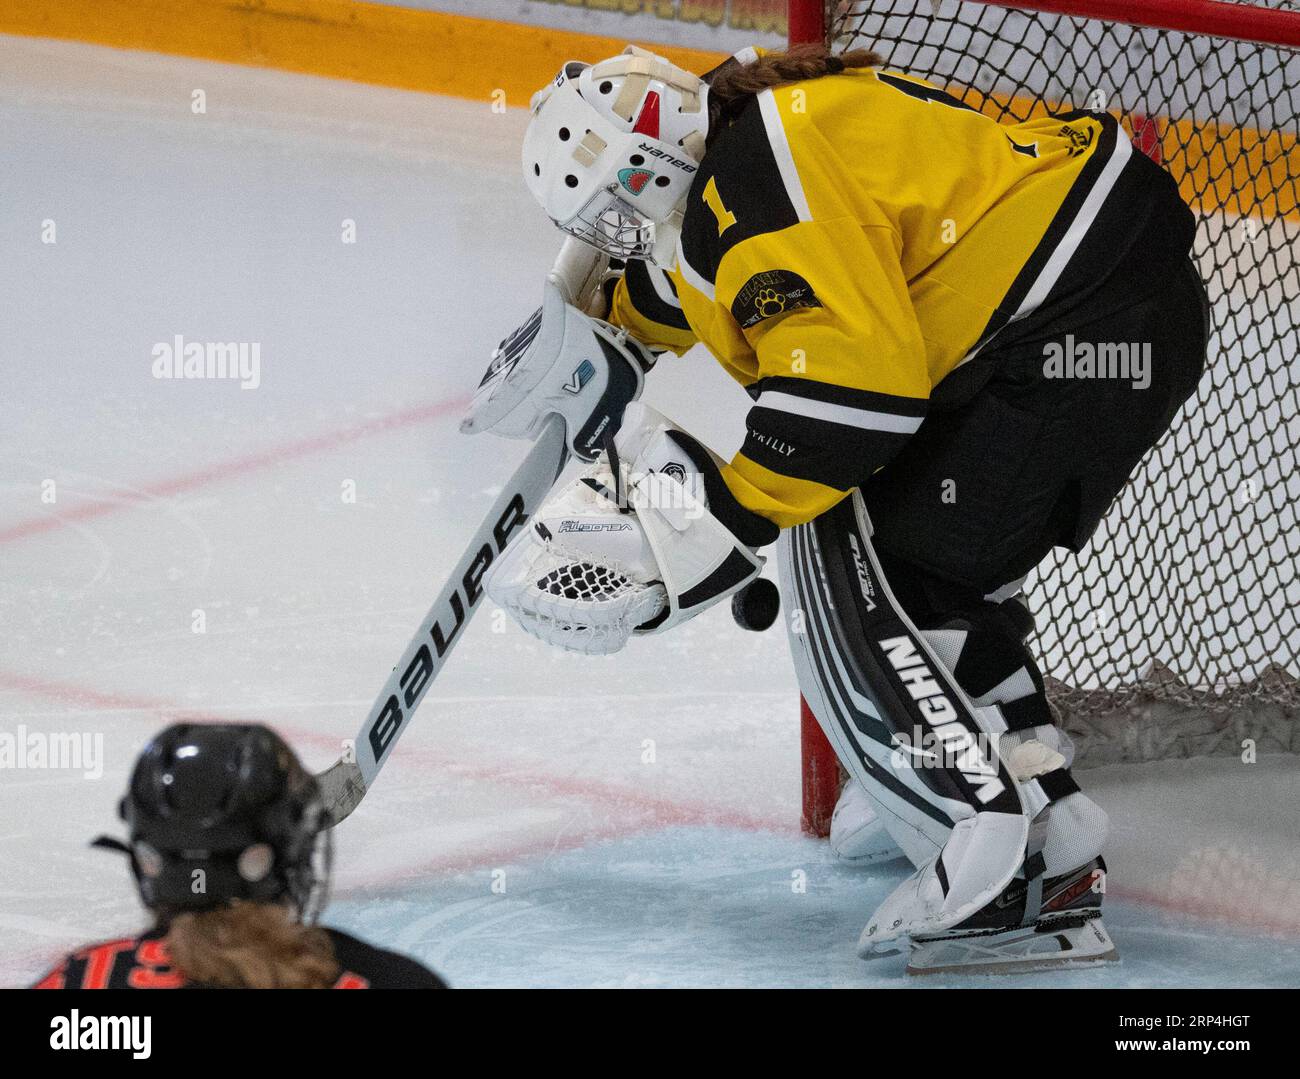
487,401 -> 779,654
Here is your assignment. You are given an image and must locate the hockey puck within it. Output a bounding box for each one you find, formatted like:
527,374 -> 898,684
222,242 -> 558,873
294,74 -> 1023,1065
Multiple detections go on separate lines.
731,577 -> 780,632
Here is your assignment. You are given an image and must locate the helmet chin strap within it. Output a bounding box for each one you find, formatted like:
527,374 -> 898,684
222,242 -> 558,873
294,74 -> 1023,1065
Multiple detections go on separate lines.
649,204 -> 685,268
652,127 -> 706,266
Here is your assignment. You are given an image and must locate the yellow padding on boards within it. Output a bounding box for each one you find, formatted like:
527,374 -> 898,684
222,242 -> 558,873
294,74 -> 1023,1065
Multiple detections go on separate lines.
0,0 -> 727,109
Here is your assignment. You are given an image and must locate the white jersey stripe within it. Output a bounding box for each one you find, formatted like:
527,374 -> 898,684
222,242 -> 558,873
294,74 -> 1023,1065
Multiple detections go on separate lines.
757,390 -> 925,434
956,125 -> 1134,368
1013,130 -> 1133,319
757,89 -> 813,223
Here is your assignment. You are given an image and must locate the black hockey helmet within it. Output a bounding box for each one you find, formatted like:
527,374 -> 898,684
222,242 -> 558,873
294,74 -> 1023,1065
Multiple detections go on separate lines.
109,723 -> 328,918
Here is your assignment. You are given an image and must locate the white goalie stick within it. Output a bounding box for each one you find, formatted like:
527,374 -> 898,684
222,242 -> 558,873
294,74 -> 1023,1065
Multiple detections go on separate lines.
313,249 -> 643,826
314,240 -> 780,825
315,416 -> 569,826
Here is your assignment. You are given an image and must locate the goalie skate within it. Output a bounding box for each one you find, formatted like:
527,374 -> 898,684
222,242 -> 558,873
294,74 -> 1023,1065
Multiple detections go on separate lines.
905,858 -> 1119,977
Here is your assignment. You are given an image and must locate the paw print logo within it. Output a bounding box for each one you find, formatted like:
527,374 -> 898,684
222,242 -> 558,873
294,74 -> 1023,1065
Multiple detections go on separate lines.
755,289 -> 786,317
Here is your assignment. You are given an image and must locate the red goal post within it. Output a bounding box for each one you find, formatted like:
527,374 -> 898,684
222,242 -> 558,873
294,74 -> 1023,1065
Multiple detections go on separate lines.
790,0 -> 1300,50
786,0 -> 1300,836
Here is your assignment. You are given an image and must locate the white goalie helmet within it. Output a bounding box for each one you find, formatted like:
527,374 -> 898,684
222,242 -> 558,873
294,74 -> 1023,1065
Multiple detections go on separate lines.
523,46 -> 710,267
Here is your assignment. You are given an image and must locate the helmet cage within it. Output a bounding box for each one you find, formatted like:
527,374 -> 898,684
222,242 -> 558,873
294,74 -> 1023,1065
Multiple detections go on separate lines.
559,183 -> 655,260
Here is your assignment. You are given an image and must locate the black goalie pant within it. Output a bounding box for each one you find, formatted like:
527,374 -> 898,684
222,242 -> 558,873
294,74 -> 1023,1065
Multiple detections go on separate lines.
779,256 -> 1208,866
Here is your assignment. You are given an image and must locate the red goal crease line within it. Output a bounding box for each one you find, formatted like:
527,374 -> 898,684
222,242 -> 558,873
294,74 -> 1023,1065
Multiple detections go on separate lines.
4,1 -> 1296,221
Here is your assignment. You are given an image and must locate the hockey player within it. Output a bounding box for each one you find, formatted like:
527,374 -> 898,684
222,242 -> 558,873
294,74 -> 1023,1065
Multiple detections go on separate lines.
32,723 -> 446,989
466,44 -> 1208,973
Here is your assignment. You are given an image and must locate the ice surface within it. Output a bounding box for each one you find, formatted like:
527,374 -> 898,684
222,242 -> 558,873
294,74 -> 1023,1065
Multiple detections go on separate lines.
2,35 -> 1297,988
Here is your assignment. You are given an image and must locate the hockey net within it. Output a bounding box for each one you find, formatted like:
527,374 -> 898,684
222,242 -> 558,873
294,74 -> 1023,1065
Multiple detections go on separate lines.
791,0 -> 1300,831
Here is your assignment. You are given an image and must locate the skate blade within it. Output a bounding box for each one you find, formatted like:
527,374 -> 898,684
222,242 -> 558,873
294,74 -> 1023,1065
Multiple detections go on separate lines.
906,916 -> 1120,977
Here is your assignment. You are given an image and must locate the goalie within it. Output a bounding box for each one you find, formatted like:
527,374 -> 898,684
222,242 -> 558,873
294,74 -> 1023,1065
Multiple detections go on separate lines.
465,44 -> 1208,974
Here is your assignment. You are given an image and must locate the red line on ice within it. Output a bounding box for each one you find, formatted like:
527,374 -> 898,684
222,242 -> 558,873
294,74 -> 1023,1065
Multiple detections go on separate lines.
418,749 -> 789,833
0,671 -> 238,726
0,395 -> 469,546
0,669 -> 789,836
1110,882 -> 1300,937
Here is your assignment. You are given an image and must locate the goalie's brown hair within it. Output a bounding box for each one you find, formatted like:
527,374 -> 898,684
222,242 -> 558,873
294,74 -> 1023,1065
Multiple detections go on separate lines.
706,43 -> 882,134
164,901 -> 341,989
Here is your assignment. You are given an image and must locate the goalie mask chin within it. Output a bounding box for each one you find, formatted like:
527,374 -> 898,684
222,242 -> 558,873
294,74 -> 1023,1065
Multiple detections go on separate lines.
485,402 -> 778,655
562,185 -> 658,263
522,48 -> 710,267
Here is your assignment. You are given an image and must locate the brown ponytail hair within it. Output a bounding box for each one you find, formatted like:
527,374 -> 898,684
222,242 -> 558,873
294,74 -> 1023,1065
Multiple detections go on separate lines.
707,43 -> 882,135
165,902 -> 341,989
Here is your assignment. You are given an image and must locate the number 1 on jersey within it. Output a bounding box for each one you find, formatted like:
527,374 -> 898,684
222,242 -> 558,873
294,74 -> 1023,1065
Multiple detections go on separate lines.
702,176 -> 737,236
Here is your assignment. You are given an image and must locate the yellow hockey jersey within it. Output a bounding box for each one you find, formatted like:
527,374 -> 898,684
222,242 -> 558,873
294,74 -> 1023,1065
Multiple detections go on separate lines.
609,63 -> 1142,528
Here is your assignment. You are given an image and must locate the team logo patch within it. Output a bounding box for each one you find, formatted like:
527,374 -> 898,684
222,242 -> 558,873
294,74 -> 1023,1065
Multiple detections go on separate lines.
731,269 -> 822,329
618,167 -> 655,195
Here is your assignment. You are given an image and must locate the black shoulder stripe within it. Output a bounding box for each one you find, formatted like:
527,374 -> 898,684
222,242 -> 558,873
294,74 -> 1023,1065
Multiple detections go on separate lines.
680,96 -> 799,286
701,53 -> 743,86
623,259 -> 691,332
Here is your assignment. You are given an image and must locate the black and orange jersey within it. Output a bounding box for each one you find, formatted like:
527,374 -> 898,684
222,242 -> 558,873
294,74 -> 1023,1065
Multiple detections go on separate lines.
608,59 -> 1191,528
31,927 -> 446,989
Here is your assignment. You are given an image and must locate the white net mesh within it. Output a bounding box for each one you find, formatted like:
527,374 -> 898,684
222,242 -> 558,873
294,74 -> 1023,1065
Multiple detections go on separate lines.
537,559 -> 638,604
826,1 -> 1300,758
